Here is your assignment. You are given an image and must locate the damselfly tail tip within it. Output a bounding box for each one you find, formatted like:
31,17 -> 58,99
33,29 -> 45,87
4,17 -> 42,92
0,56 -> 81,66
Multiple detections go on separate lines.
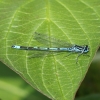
11,45 -> 15,48
11,45 -> 20,49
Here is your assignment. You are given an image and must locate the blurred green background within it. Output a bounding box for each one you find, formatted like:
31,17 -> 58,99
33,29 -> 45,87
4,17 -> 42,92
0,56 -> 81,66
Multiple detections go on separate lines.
0,48 -> 100,100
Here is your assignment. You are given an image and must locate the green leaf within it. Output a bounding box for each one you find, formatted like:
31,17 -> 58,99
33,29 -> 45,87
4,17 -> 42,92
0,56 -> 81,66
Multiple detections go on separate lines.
0,0 -> 100,100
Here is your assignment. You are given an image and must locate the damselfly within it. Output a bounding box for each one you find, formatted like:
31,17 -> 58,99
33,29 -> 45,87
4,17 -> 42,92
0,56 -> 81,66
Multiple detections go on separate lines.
12,32 -> 89,63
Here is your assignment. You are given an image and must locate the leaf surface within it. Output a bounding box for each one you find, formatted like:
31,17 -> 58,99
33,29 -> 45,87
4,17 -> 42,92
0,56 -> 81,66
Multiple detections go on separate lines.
0,0 -> 100,100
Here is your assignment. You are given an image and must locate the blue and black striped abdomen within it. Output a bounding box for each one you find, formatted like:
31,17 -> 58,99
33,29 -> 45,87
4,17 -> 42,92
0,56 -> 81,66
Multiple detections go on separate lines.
11,45 -> 89,53
12,45 -> 72,51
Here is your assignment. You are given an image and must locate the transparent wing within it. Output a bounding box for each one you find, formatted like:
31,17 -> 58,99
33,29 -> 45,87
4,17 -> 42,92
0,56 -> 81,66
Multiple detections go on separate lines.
28,50 -> 66,58
34,32 -> 73,47
28,32 -> 73,58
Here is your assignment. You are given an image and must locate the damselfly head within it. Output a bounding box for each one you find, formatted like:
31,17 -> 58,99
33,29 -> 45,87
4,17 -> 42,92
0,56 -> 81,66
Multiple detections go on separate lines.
84,45 -> 89,53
